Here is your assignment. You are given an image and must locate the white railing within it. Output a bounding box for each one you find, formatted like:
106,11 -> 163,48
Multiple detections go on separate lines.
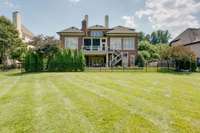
83,46 -> 106,52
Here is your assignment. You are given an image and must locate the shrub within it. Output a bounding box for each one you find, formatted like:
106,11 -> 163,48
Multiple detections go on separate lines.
169,46 -> 197,72
47,49 -> 85,72
135,53 -> 145,67
24,51 -> 43,72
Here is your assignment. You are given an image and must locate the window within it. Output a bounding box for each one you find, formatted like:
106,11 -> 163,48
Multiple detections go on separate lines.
84,39 -> 91,46
91,31 -> 103,37
92,39 -> 100,50
102,39 -> 106,43
110,38 -> 122,50
93,39 -> 100,46
65,37 -> 78,49
84,39 -> 91,50
123,38 -> 135,50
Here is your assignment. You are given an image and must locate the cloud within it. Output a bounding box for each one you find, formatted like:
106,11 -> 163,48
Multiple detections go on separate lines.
3,0 -> 14,8
68,0 -> 80,3
121,16 -> 136,28
135,0 -> 200,37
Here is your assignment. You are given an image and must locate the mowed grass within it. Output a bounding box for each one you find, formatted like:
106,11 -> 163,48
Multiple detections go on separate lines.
0,70 -> 199,133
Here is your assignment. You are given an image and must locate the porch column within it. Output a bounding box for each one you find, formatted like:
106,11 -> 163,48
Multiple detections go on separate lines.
106,53 -> 109,67
106,45 -> 109,67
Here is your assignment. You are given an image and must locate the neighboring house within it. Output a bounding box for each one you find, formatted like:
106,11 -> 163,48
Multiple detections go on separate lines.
170,28 -> 200,62
12,11 -> 34,43
57,15 -> 139,67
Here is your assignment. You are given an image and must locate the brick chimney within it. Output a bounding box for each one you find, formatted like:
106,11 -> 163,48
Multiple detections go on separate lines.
13,11 -> 22,38
82,15 -> 88,35
84,15 -> 88,28
105,15 -> 109,28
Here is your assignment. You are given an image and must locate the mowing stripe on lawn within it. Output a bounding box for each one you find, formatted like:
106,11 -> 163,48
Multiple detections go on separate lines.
62,73 -> 200,133
0,75 -> 35,133
46,80 -> 96,133
0,71 -> 199,133
51,75 -> 132,133
33,76 -> 96,133
0,76 -> 20,98
61,74 -> 162,133
65,74 -> 169,130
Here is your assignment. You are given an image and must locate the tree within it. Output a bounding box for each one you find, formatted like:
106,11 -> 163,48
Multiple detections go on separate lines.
24,50 -> 43,72
46,49 -> 85,72
139,40 -> 160,61
139,30 -> 171,45
150,30 -> 171,44
168,46 -> 197,71
135,52 -> 145,67
29,35 -> 59,58
0,16 -> 24,65
140,50 -> 151,60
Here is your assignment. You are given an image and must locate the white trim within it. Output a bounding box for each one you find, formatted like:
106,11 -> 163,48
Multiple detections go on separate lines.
110,38 -> 122,50
123,38 -> 135,50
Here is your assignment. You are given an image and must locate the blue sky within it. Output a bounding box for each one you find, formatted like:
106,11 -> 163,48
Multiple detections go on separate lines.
1,0 -> 200,38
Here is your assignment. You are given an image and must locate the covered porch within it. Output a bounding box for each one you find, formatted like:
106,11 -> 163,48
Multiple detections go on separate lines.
85,55 -> 107,67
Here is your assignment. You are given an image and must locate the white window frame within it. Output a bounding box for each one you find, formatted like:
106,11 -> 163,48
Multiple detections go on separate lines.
110,38 -> 122,50
65,37 -> 78,49
91,31 -> 103,37
123,38 -> 135,50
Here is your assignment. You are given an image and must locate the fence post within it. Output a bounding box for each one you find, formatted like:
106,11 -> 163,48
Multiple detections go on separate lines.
146,62 -> 147,72
157,62 -> 158,72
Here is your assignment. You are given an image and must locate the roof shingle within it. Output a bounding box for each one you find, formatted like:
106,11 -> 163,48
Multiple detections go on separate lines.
58,27 -> 83,33
171,28 -> 200,46
107,26 -> 136,34
88,25 -> 108,30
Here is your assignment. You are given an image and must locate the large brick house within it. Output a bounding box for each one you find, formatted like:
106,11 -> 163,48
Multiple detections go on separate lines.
170,28 -> 200,63
57,15 -> 139,67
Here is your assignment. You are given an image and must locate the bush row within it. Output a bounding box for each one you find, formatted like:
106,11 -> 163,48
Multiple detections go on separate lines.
47,49 -> 85,72
23,49 -> 85,72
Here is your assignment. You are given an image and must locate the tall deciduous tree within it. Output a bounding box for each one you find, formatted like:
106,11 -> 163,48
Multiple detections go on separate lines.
0,16 -> 24,65
139,30 -> 171,44
150,30 -> 171,44
29,35 -> 59,58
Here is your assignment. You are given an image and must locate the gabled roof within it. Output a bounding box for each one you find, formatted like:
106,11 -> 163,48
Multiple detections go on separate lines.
171,28 -> 200,46
21,25 -> 34,38
88,25 -> 108,30
107,26 -> 136,34
58,27 -> 83,33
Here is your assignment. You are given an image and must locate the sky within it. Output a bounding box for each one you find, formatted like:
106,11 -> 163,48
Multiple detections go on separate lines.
0,0 -> 200,38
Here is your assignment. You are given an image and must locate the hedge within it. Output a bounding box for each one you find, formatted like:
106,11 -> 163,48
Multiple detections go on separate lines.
23,49 -> 85,72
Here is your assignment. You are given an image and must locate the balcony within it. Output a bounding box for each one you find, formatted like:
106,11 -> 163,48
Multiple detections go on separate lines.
83,46 -> 107,55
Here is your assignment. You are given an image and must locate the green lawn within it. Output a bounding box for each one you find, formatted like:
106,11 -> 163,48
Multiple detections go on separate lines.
0,70 -> 199,133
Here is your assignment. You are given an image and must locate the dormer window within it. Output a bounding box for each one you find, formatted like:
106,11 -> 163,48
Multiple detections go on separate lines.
91,31 -> 103,37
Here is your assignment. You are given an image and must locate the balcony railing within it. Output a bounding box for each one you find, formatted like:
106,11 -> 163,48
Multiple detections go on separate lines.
83,46 -> 106,51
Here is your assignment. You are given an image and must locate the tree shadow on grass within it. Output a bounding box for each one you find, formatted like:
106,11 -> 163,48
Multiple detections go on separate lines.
4,70 -> 84,77
157,69 -> 194,75
3,68 -> 197,77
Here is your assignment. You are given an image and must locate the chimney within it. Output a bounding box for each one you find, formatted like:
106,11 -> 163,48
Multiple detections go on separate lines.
82,15 -> 88,35
84,15 -> 88,28
82,20 -> 87,35
13,11 -> 22,38
105,15 -> 109,28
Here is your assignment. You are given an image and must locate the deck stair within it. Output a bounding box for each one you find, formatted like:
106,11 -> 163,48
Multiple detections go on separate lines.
110,50 -> 122,67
